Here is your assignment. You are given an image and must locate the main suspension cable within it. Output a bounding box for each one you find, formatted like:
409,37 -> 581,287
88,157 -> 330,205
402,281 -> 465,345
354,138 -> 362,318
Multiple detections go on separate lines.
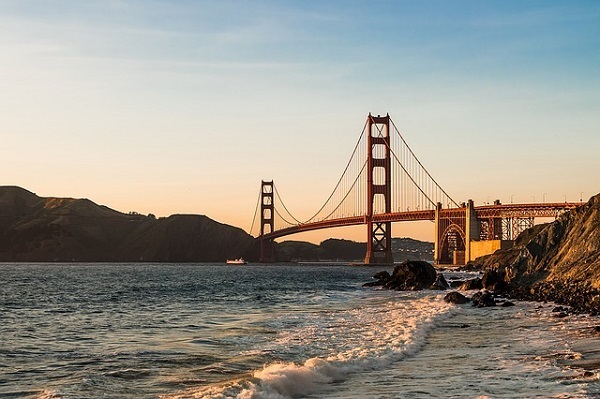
273,206 -> 297,227
304,119 -> 369,223
249,185 -> 262,236
390,118 -> 459,207
319,159 -> 368,221
273,183 -> 303,224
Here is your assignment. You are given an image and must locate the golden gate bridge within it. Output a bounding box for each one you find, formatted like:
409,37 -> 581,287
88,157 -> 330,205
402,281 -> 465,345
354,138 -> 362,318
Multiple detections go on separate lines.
250,114 -> 581,265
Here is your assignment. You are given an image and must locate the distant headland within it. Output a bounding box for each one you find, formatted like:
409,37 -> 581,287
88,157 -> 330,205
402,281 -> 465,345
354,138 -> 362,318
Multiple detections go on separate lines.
0,186 -> 258,262
0,186 -> 433,263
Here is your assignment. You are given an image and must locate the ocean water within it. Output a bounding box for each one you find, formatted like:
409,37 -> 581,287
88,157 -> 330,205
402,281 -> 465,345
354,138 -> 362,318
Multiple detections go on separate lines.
1,263 -> 599,399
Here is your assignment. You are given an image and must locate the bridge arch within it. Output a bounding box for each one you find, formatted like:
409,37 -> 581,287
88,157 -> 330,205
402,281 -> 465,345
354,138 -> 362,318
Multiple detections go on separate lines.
439,223 -> 466,265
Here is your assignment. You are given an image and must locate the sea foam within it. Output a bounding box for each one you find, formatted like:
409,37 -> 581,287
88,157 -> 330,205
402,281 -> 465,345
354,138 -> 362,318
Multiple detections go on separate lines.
166,294 -> 455,399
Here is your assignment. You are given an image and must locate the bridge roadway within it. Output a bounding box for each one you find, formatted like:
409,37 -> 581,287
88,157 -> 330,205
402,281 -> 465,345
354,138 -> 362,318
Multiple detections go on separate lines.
262,202 -> 582,241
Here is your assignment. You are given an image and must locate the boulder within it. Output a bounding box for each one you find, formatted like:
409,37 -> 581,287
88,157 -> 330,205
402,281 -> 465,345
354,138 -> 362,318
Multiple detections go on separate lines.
362,270 -> 391,287
430,273 -> 450,290
459,278 -> 483,291
449,279 -> 464,288
383,260 -> 437,291
373,271 -> 391,281
362,280 -> 384,287
471,290 -> 496,307
481,270 -> 509,293
444,291 -> 470,304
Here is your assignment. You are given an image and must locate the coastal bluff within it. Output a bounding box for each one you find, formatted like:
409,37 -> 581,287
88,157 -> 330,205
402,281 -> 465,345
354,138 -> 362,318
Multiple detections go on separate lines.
466,193 -> 600,313
0,186 -> 259,262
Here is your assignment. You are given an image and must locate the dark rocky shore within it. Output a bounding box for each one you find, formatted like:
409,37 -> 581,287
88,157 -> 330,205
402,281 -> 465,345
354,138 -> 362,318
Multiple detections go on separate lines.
466,192 -> 600,314
365,193 -> 600,314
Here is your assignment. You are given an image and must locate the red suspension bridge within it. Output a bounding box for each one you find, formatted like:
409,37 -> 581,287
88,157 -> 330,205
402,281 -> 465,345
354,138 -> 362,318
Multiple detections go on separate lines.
250,114 -> 582,265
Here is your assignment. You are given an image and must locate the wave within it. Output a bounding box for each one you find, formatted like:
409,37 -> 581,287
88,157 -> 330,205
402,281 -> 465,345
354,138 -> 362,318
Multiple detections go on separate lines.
164,293 -> 455,399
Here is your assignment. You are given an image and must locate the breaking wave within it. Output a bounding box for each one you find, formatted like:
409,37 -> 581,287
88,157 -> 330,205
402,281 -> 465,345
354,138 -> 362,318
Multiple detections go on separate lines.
165,294 -> 455,399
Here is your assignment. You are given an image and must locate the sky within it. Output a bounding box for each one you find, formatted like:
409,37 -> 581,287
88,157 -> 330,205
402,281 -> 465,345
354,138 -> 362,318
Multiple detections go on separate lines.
1,0 -> 599,243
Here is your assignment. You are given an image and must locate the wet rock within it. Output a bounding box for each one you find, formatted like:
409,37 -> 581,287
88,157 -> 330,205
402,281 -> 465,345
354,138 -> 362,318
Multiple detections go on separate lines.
362,270 -> 391,287
481,270 -> 509,293
362,280 -> 384,287
373,271 -> 391,281
430,273 -> 450,290
382,260 -> 437,291
481,270 -> 502,288
363,270 -> 391,287
449,279 -> 464,289
459,278 -> 483,291
471,290 -> 496,307
500,301 -> 515,307
443,291 -> 470,304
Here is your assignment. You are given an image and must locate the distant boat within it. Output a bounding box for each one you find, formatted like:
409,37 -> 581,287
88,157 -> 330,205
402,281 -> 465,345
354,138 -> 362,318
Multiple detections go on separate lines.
226,258 -> 247,265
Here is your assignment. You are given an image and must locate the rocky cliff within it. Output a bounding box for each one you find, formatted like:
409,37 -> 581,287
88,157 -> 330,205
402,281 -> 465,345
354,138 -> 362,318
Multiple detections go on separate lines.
0,186 -> 259,262
467,193 -> 600,312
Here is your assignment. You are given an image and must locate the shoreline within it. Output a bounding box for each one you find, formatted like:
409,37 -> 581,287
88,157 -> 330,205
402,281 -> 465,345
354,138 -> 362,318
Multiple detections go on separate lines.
323,298 -> 600,398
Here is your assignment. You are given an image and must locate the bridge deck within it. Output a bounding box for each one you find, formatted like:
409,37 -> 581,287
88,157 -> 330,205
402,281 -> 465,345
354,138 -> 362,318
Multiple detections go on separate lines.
261,202 -> 582,241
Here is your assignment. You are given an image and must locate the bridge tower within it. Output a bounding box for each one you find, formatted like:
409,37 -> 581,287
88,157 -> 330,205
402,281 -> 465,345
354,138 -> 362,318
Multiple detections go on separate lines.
364,113 -> 394,264
259,180 -> 275,262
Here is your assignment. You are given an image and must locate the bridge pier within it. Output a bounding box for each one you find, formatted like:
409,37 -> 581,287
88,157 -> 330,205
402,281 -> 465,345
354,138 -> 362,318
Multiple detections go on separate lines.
464,199 -> 479,264
433,202 -> 442,264
364,220 -> 394,264
259,180 -> 276,263
260,238 -> 275,263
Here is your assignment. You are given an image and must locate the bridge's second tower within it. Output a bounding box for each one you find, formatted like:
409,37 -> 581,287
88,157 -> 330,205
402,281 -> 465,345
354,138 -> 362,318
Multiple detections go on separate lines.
365,114 -> 394,264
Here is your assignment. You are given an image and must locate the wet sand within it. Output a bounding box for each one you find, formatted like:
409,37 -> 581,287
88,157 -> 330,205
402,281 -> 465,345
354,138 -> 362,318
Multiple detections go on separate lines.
323,300 -> 599,398
562,334 -> 600,371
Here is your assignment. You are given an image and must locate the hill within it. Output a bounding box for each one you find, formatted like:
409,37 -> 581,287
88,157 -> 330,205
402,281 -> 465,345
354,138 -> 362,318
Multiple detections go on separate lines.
0,186 -> 259,262
277,237 -> 433,262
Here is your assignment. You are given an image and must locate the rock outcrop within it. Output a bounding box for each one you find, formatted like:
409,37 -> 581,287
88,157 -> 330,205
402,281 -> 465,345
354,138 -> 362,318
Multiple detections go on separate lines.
459,278 -> 483,291
467,193 -> 600,313
430,273 -> 450,290
364,260 -> 439,291
444,291 -> 470,304
471,290 -> 496,307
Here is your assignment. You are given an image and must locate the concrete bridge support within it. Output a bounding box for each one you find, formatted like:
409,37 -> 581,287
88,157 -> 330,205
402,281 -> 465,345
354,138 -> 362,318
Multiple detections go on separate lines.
464,199 -> 480,263
433,202 -> 442,264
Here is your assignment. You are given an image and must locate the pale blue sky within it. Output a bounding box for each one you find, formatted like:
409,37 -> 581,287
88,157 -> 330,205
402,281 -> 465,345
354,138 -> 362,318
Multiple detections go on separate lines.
1,1 -> 599,242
